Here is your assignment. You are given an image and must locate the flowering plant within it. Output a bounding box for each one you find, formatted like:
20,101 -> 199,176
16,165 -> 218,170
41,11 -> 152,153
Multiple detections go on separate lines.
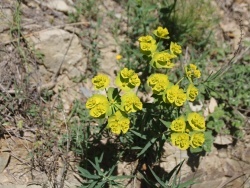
85,26 -> 213,154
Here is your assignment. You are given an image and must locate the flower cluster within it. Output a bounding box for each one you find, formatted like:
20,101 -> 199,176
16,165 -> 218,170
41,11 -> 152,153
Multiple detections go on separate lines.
137,26 -> 207,151
86,94 -> 109,119
147,73 -> 169,94
138,35 -> 157,56
185,63 -> 201,82
153,26 -> 169,39
92,74 -> 110,90
84,26 -> 208,153
138,28 -> 181,69
86,68 -> 142,135
115,68 -> 141,91
170,113 -> 206,150
137,27 -> 201,107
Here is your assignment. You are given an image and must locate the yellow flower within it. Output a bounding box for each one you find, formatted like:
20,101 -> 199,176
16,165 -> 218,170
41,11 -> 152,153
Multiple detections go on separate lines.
187,112 -> 206,131
147,74 -> 169,94
129,74 -> 141,87
139,42 -> 157,56
190,132 -> 205,148
138,35 -> 155,43
194,69 -> 201,78
164,85 -> 186,106
121,68 -> 134,78
89,104 -> 108,118
153,26 -> 169,39
187,84 -> 198,101
108,111 -> 130,134
92,74 -> 110,90
171,133 -> 190,150
170,42 -> 182,55
115,68 -> 141,91
170,116 -> 186,132
175,89 -> 187,106
116,54 -> 123,60
165,85 -> 179,103
86,94 -> 109,118
185,64 -> 201,80
138,35 -> 157,55
121,92 -> 142,113
151,52 -> 176,69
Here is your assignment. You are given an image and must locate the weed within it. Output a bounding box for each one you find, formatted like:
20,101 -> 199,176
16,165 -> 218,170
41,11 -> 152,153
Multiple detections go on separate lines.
68,0 -> 99,23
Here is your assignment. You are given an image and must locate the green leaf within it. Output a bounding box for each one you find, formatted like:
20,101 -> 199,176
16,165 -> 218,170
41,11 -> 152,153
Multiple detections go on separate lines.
148,166 -> 167,187
160,119 -> 171,128
107,87 -> 120,101
130,130 -> 147,139
109,175 -> 134,180
203,131 -> 213,152
95,181 -> 107,188
88,181 -> 98,188
178,178 -> 197,188
137,137 -> 157,157
107,164 -> 116,177
189,146 -> 203,153
131,146 -> 142,150
107,87 -> 115,101
78,167 -> 99,179
168,160 -> 185,181
138,171 -> 158,188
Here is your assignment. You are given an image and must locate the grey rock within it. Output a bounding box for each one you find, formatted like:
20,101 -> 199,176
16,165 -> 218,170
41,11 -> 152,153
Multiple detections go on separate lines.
27,29 -> 86,76
0,152 -> 10,173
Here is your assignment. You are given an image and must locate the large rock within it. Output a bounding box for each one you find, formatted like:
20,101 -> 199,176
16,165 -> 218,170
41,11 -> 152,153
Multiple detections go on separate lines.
28,29 -> 86,76
46,0 -> 76,14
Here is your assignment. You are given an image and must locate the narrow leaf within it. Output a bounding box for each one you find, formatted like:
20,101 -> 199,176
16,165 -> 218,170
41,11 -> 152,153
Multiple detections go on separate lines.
148,166 -> 167,187
137,137 -> 157,157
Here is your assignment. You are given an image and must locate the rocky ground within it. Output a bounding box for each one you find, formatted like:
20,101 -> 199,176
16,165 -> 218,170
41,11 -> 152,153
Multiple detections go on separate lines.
0,0 -> 250,187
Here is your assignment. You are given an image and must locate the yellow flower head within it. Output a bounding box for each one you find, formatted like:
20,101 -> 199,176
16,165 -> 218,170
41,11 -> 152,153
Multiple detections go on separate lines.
190,132 -> 205,148
116,54 -> 123,60
165,85 -> 179,103
175,89 -> 187,106
121,92 -> 142,113
170,42 -> 182,55
138,35 -> 157,55
121,68 -> 134,78
129,74 -> 141,87
187,112 -> 206,131
92,74 -> 110,90
86,94 -> 109,118
171,133 -> 190,150
185,64 -> 201,81
89,104 -> 108,118
170,116 -> 186,132
108,111 -> 130,134
164,85 -> 186,106
187,84 -> 198,102
139,42 -> 157,56
151,52 -> 176,69
138,35 -> 155,43
153,26 -> 169,39
147,73 -> 169,94
194,69 -> 201,78
115,68 -> 141,91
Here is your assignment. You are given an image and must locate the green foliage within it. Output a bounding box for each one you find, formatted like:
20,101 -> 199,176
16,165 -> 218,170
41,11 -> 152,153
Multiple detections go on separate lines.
63,0 -> 247,187
204,61 -> 249,138
159,0 -> 218,47
68,0 -> 99,22
140,160 -> 196,187
78,153 -> 133,188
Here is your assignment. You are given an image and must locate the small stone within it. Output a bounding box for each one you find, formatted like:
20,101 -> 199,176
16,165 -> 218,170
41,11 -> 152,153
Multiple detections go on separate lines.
214,135 -> 233,145
0,152 -> 10,173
